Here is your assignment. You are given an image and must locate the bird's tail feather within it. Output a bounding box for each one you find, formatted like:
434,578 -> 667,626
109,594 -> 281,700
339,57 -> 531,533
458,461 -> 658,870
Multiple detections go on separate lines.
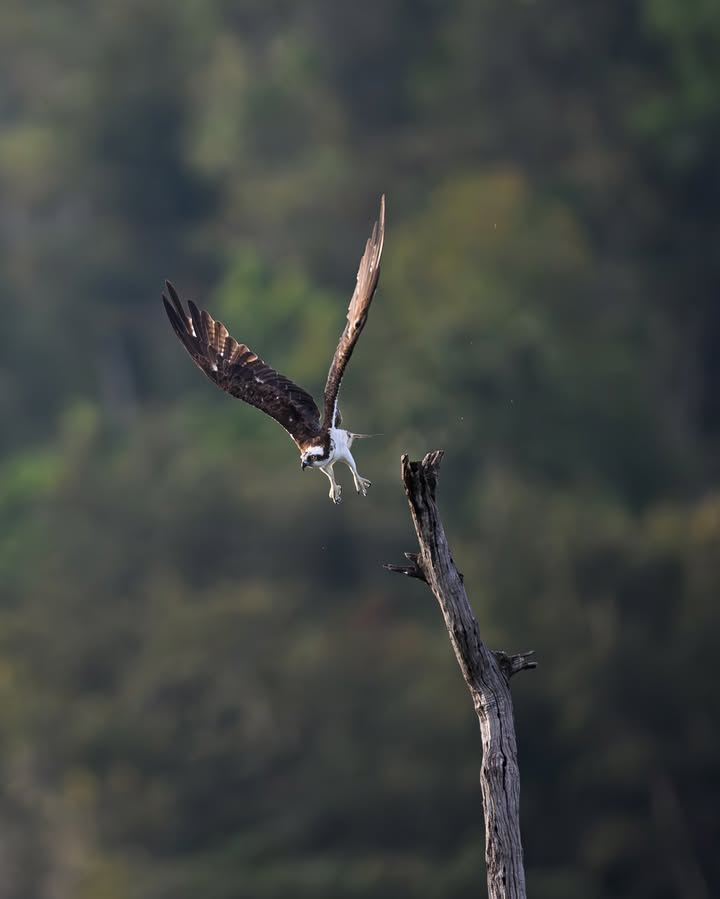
348,432 -> 383,444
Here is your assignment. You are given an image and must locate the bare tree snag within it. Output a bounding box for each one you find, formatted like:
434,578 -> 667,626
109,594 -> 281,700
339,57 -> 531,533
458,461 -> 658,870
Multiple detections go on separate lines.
385,451 -> 535,899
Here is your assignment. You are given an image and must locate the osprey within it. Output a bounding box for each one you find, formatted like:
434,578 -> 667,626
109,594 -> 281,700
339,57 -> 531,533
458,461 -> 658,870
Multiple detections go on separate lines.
162,196 -> 385,504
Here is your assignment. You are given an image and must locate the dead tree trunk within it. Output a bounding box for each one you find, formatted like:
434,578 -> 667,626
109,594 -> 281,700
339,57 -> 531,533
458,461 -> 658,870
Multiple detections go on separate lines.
385,452 -> 535,899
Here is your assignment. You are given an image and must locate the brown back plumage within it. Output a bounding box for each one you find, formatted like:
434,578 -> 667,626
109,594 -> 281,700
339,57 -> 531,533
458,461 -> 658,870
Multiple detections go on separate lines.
162,281 -> 322,448
322,195 -> 385,428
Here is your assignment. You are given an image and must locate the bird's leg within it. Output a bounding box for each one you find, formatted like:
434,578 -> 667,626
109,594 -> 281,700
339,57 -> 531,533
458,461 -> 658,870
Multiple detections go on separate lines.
321,464 -> 342,504
344,451 -> 371,497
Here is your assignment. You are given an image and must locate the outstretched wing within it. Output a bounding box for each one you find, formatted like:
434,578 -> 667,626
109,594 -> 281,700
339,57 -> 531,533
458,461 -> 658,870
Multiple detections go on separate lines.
322,195 -> 385,428
162,281 -> 322,448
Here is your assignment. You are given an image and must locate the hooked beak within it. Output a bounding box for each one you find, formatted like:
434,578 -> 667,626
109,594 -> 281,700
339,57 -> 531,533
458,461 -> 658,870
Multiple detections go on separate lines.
301,459 -> 308,471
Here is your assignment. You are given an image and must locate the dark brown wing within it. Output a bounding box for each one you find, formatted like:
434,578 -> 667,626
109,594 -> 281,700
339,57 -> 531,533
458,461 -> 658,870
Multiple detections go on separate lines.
162,281 -> 322,448
322,195 -> 385,428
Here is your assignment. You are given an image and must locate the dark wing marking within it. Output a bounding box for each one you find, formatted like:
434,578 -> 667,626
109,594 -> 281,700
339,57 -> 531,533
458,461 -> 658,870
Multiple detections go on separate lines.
162,281 -> 322,448
322,195 -> 385,427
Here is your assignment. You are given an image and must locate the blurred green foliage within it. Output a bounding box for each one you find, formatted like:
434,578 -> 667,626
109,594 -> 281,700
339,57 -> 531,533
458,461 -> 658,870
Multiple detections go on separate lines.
0,1 -> 719,897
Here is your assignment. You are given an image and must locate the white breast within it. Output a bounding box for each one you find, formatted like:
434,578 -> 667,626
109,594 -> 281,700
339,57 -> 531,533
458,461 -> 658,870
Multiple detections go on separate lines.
328,427 -> 352,463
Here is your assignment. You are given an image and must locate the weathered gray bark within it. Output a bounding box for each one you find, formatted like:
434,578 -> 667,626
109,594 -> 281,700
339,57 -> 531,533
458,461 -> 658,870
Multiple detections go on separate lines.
385,451 -> 535,899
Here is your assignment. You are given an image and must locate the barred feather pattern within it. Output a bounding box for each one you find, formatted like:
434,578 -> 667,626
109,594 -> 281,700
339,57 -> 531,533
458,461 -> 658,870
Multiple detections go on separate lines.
323,195 -> 385,428
162,281 -> 322,448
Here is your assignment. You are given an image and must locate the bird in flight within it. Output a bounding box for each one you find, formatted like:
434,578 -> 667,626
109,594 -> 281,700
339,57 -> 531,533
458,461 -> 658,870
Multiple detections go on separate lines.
162,195 -> 385,504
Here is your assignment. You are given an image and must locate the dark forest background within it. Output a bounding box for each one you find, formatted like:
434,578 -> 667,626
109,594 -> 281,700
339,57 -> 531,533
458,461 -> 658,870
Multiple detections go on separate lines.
1,1 -> 719,897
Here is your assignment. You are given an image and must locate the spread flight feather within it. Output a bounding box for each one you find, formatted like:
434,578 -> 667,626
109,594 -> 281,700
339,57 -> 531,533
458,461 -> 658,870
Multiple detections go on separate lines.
162,196 -> 385,476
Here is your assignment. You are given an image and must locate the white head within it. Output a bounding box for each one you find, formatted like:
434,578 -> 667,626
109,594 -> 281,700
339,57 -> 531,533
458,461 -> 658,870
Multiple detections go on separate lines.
300,447 -> 325,470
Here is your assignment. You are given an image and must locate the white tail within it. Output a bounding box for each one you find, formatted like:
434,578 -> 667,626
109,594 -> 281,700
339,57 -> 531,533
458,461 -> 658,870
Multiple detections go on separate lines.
348,432 -> 382,445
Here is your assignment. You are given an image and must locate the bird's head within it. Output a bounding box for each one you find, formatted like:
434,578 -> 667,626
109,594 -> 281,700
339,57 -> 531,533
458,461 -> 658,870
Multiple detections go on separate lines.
301,449 -> 324,471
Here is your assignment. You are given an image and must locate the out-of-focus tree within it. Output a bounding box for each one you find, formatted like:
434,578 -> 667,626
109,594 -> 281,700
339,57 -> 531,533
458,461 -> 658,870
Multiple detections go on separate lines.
0,1 -> 719,898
